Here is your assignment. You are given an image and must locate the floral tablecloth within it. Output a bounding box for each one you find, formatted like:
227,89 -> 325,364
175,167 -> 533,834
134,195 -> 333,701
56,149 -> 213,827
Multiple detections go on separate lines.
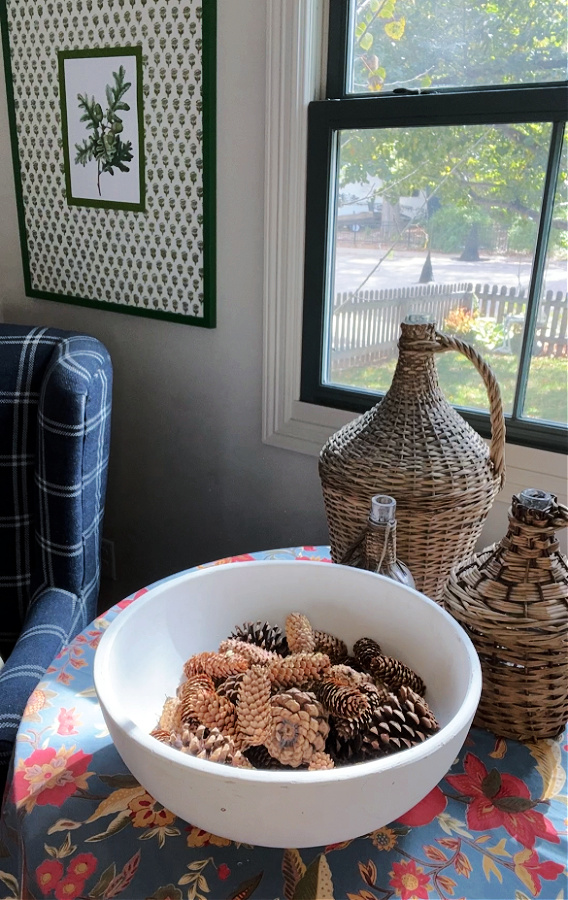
1,547 -> 566,900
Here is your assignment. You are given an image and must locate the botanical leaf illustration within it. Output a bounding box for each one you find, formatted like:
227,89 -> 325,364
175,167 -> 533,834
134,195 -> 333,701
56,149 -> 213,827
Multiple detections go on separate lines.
85,786 -> 145,822
292,854 -> 334,900
227,871 -> 264,900
529,739 -> 567,800
74,66 -> 134,196
282,848 -> 306,900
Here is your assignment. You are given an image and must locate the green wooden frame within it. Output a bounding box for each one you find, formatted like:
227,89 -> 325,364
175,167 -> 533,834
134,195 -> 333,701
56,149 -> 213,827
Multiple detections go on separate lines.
0,1 -> 217,328
58,46 -> 146,214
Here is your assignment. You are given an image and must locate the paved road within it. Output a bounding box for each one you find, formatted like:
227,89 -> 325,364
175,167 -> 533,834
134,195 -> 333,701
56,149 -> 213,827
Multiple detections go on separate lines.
333,247 -> 567,297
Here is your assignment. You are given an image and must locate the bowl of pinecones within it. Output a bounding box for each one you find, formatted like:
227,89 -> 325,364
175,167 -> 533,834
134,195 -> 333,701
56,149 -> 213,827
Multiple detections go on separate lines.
94,560 -> 481,848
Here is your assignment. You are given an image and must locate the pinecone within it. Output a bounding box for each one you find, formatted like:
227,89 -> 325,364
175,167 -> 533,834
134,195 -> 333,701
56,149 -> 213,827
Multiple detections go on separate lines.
341,655 -> 368,673
177,674 -> 216,724
268,652 -> 331,690
326,723 -> 366,765
265,688 -> 330,767
286,612 -> 316,653
313,631 -> 348,664
397,685 -> 439,738
192,691 -> 237,737
308,751 -> 335,770
158,696 -> 182,733
353,637 -> 383,670
183,651 -> 250,682
218,638 -> 278,666
329,663 -> 373,687
177,673 -> 216,699
150,727 -> 172,744
369,655 -> 426,696
170,724 -> 249,767
361,688 -> 437,756
244,744 -> 292,770
317,679 -> 370,719
230,620 -> 289,656
329,683 -> 383,743
217,672 -> 245,705
236,665 -> 272,747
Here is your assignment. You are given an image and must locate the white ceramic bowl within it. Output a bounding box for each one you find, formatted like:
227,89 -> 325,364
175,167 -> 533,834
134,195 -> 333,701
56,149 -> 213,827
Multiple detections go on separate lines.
94,560 -> 481,848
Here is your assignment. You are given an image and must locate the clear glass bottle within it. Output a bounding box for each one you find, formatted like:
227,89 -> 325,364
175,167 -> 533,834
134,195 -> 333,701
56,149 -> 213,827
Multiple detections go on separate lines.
363,495 -> 415,587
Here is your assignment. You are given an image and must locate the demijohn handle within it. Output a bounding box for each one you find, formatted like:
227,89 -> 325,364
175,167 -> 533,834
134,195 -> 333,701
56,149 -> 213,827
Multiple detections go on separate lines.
435,331 -> 506,488
401,325 -> 506,488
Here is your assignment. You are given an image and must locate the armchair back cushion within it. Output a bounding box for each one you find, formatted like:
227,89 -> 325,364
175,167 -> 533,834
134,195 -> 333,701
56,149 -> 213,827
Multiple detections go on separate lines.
0,325 -> 112,784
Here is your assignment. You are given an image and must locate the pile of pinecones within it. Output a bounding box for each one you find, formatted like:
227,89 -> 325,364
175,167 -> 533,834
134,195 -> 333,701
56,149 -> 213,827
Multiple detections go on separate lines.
151,613 -> 439,771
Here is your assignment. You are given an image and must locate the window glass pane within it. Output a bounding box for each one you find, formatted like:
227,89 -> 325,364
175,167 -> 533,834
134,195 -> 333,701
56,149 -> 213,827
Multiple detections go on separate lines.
326,122 -> 552,415
349,0 -> 568,94
523,136 -> 568,426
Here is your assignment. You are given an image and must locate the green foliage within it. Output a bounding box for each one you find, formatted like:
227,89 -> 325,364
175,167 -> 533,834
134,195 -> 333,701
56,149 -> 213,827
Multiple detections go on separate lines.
74,66 -> 134,195
443,306 -> 505,350
343,1 -> 567,258
332,352 -> 568,423
429,206 -> 493,254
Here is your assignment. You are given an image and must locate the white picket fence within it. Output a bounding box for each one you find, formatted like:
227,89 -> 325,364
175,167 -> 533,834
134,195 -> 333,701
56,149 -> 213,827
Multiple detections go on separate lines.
331,282 -> 568,368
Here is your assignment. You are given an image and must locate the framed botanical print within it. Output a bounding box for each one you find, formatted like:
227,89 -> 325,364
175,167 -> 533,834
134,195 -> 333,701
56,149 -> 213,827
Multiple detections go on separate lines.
0,1 -> 216,327
59,47 -> 145,212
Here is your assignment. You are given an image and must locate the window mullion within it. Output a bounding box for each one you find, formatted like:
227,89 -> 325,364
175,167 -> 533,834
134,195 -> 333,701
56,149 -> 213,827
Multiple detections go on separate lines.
511,122 -> 565,422
326,0 -> 350,97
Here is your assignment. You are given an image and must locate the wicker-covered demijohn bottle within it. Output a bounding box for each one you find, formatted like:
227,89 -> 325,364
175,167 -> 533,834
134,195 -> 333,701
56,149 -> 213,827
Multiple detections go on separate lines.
443,489 -> 568,741
319,317 -> 506,602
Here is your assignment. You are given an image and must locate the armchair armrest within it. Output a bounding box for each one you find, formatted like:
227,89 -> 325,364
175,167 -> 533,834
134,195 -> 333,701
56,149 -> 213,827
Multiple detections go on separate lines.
0,587 -> 78,792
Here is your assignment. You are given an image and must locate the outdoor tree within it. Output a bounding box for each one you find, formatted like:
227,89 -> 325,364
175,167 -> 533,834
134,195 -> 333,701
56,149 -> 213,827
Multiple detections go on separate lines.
341,0 -> 567,281
74,66 -> 134,197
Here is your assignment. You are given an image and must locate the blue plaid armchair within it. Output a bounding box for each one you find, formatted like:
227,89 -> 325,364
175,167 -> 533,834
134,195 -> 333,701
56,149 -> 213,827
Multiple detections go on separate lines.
0,325 -> 112,791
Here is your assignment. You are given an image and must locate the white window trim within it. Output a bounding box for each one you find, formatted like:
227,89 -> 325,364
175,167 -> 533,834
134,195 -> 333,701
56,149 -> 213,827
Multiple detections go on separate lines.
261,0 -> 567,504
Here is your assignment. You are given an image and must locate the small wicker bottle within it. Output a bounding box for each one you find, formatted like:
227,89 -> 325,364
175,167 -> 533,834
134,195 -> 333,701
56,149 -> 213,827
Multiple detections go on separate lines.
443,489 -> 568,741
341,494 -> 415,587
319,317 -> 506,602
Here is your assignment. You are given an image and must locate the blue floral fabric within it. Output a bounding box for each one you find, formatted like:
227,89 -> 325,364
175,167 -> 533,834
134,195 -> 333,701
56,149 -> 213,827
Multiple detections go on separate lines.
0,548 -> 566,900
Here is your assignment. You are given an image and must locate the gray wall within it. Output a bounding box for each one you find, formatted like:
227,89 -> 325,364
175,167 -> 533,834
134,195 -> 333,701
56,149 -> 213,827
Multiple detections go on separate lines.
0,2 -> 330,609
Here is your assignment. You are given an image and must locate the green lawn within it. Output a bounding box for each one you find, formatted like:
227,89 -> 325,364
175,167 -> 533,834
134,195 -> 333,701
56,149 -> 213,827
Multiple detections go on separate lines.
331,351 -> 568,425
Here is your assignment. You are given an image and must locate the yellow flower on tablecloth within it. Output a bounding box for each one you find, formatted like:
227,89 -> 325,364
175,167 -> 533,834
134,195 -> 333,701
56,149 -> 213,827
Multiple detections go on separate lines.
186,825 -> 231,847
22,684 -> 57,723
127,792 -> 176,828
369,826 -> 398,852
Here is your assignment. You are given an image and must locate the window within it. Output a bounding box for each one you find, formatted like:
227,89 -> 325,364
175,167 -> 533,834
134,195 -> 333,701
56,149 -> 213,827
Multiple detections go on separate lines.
299,0 -> 568,452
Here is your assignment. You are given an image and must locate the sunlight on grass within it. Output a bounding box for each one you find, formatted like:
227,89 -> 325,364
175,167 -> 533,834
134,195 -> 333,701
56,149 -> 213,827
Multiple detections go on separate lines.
331,352 -> 568,425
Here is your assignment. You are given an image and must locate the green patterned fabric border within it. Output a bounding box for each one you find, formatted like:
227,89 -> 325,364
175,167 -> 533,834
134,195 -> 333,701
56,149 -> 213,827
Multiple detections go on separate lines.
0,0 -> 216,326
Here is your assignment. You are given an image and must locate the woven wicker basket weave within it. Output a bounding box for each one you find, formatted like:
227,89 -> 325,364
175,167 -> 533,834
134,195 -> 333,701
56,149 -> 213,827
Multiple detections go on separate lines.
443,494 -> 568,741
319,320 -> 506,602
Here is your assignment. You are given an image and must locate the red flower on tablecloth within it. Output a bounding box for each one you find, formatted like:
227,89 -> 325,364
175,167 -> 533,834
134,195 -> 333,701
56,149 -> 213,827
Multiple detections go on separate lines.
36,859 -> 64,896
66,853 -> 97,881
513,847 -> 566,895
117,587 -> 148,609
389,859 -> 431,899
217,864 -> 231,880
396,786 -> 447,826
446,753 -> 560,849
56,707 -> 81,735
54,872 -> 86,900
13,745 -> 93,813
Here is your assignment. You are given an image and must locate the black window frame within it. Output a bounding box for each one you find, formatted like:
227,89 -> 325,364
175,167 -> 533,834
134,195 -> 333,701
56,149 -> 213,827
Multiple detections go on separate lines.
300,0 -> 568,454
